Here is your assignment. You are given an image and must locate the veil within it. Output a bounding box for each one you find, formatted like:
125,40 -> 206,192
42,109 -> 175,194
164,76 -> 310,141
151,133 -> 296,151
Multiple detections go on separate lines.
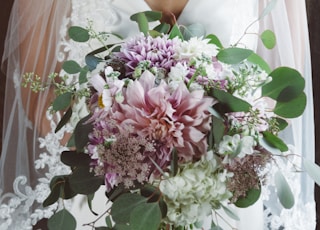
258,0 -> 315,228
0,0 -> 71,227
0,0 -> 315,229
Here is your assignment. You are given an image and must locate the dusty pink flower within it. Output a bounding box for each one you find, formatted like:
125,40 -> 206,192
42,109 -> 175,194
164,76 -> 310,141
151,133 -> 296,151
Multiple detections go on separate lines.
109,71 -> 214,163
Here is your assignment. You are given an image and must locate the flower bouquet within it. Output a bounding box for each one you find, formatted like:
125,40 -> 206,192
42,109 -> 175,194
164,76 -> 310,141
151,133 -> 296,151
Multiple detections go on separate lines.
24,9 -> 320,230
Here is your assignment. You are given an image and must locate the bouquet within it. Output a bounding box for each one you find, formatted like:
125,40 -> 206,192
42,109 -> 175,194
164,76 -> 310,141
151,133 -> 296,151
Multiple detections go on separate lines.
23,9 -> 320,230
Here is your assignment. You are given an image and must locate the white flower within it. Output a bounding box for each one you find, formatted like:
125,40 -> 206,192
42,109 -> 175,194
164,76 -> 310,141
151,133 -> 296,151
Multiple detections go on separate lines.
159,152 -> 232,226
218,134 -> 255,158
174,37 -> 218,60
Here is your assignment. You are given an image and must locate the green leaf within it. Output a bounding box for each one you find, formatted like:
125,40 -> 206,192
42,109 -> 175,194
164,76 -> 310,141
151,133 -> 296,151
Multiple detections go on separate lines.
62,60 -> 82,74
221,205 -> 240,221
55,107 -> 73,133
130,11 -> 162,23
130,202 -> 162,230
87,193 -> 98,216
48,209 -> 76,230
206,34 -> 223,49
68,26 -> 90,42
210,115 -> 225,147
131,12 -> 149,35
262,131 -> 288,152
258,0 -> 278,19
52,92 -> 72,111
275,117 -> 288,131
111,193 -> 147,224
113,224 -> 131,230
61,151 -> 91,168
85,55 -> 103,71
68,167 -> 103,195
273,92 -> 307,118
261,30 -> 276,49
181,23 -> 206,40
43,176 -> 65,207
105,215 -> 113,228
74,115 -> 93,152
153,23 -> 170,34
303,158 -> 320,187
262,67 -> 305,102
210,89 -> 251,113
217,47 -> 253,64
79,67 -> 89,84
169,24 -> 183,40
234,187 -> 261,208
247,52 -> 271,74
274,171 -> 295,209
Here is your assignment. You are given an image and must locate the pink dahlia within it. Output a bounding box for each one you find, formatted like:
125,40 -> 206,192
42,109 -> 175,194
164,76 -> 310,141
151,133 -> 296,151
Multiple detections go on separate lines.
115,34 -> 179,75
109,71 -> 214,163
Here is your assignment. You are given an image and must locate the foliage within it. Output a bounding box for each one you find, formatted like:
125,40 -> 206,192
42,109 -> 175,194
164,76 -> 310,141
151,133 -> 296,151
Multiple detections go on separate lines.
26,9 -> 318,230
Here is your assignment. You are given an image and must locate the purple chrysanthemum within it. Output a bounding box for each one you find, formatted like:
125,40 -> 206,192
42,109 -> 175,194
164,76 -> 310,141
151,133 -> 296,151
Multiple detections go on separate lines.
115,34 -> 180,75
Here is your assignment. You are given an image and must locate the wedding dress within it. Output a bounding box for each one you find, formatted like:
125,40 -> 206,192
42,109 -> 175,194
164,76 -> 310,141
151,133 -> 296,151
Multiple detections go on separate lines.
0,0 -> 315,229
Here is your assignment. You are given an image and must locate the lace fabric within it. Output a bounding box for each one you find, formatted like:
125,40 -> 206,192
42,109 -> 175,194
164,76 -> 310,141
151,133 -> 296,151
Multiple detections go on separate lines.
0,0 -> 315,229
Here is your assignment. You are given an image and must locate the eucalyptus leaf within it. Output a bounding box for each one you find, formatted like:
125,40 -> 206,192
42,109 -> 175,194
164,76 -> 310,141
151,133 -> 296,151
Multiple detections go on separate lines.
210,89 -> 251,113
130,202 -> 162,230
234,187 -> 261,208
62,60 -> 82,74
68,168 -> 104,195
74,115 -> 93,152
48,209 -> 76,230
52,92 -> 72,111
87,193 -> 98,216
61,151 -> 92,168
210,115 -> 225,146
247,52 -> 271,74
79,68 -> 89,84
85,54 -> 102,71
261,30 -> 276,49
262,67 -> 305,102
105,216 -> 113,228
55,106 -> 73,133
134,12 -> 149,35
303,158 -> 320,187
259,136 -> 282,156
258,0 -> 278,19
221,205 -> 240,221
153,23 -> 170,34
273,92 -> 306,118
217,47 -> 253,64
262,131 -> 288,152
43,176 -> 65,207
111,193 -> 147,224
181,23 -> 206,40
130,11 -> 162,22
274,171 -> 294,209
275,117 -> 288,131
169,24 -> 183,40
206,34 -> 223,49
68,26 -> 90,42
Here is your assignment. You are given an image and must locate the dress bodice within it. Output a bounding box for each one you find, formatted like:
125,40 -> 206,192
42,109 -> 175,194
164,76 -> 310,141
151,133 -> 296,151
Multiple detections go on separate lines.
68,0 -> 259,51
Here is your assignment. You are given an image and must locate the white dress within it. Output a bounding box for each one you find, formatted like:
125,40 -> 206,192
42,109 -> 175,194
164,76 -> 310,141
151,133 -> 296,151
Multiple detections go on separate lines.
0,0 -> 315,229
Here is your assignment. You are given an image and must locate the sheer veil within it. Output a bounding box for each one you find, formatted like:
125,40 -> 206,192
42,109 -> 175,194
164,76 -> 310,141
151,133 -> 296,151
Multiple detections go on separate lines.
0,0 -> 315,229
0,0 -> 71,227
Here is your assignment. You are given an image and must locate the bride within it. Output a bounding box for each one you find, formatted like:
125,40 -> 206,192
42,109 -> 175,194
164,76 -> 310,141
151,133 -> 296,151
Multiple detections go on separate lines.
0,0 -> 315,229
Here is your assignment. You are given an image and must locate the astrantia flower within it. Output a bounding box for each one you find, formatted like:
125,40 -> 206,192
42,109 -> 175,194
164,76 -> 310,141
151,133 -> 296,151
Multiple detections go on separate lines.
109,70 -> 214,163
116,34 -> 180,75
